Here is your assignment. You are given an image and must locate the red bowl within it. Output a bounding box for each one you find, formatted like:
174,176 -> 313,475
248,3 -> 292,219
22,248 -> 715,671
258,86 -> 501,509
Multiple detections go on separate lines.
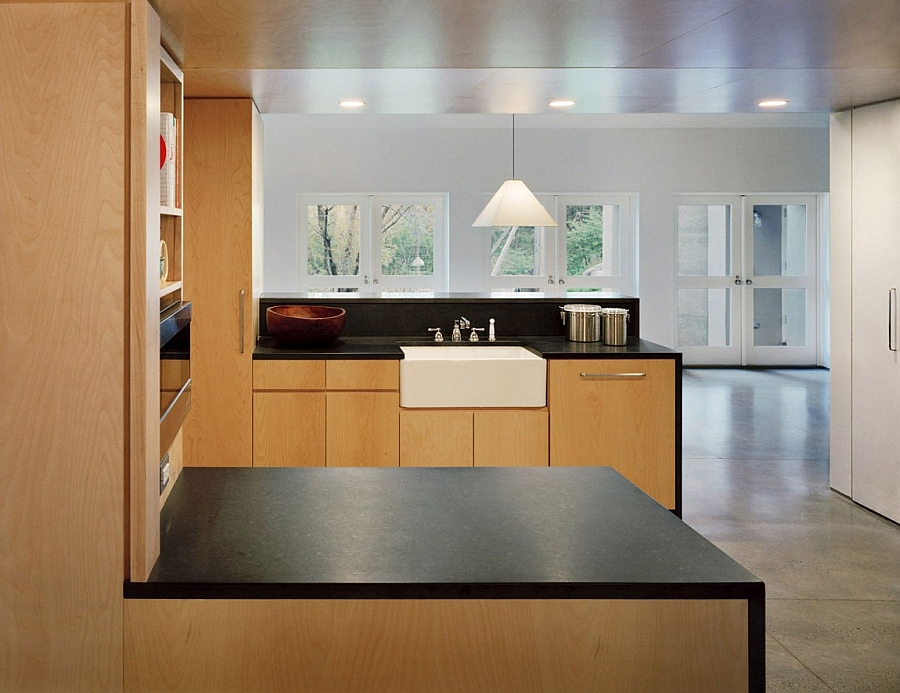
266,305 -> 346,346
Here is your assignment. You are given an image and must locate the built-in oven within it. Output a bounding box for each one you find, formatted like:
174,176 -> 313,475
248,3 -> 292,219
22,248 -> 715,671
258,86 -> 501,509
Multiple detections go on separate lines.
160,300 -> 191,461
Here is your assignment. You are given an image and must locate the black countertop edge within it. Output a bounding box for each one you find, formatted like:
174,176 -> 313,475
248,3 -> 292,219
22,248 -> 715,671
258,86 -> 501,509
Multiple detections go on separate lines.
260,292 -> 637,303
253,336 -> 679,360
124,580 -> 763,601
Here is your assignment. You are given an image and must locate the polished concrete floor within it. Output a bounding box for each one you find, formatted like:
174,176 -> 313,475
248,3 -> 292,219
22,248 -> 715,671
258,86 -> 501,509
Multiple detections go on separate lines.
682,368 -> 900,692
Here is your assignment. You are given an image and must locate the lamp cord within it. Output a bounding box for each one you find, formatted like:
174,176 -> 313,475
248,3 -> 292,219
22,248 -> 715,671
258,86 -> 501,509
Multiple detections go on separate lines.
512,114 -> 516,179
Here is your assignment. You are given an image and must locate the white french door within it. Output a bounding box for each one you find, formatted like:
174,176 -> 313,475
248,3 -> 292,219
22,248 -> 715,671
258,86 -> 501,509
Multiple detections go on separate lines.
675,195 -> 819,366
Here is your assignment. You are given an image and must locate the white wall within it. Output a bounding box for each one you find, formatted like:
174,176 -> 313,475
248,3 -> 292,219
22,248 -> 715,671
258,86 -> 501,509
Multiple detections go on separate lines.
262,114 -> 829,347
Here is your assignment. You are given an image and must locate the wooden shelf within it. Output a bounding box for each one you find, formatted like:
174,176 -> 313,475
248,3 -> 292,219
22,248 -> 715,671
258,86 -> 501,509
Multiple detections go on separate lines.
160,205 -> 182,217
160,280 -> 183,298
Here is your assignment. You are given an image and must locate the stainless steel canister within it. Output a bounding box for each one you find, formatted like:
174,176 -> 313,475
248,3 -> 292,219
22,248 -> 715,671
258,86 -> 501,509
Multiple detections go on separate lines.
559,304 -> 603,342
601,308 -> 629,346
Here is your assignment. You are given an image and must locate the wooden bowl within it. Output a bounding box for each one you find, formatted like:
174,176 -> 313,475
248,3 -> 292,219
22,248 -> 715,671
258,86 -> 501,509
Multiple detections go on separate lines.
266,305 -> 346,346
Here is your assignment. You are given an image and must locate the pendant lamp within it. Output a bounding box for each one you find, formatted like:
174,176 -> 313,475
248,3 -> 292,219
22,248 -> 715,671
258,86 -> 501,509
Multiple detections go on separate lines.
473,115 -> 557,228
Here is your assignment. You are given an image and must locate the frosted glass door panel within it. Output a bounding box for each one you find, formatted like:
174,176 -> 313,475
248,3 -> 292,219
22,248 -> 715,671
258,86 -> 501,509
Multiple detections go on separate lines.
752,288 -> 807,347
677,288 -> 731,347
752,204 -> 808,277
677,204 -> 731,277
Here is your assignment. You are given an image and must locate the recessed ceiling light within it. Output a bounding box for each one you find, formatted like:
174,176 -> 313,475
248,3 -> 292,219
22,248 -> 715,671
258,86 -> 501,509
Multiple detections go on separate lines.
548,100 -> 576,108
758,99 -> 789,108
340,100 -> 366,109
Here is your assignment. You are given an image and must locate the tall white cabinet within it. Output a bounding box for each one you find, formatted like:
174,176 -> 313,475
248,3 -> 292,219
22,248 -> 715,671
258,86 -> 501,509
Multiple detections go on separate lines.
830,101 -> 900,523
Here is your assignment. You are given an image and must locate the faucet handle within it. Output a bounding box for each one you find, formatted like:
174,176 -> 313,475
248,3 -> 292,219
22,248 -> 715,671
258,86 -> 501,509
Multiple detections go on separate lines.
459,316 -> 471,329
469,327 -> 485,342
427,327 -> 444,342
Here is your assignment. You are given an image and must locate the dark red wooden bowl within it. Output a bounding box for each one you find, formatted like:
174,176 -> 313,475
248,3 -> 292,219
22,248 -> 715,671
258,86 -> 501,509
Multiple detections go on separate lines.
266,305 -> 346,345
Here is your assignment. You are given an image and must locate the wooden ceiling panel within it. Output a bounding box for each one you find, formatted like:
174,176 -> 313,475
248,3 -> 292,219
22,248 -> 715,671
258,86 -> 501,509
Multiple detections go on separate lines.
157,0 -> 900,113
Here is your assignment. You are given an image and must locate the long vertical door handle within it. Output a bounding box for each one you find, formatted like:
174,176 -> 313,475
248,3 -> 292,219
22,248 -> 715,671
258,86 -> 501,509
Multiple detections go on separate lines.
239,289 -> 246,354
891,288 -> 898,352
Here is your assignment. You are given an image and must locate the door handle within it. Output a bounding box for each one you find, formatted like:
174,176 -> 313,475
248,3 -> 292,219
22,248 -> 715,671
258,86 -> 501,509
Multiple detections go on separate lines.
579,372 -> 647,379
890,288 -> 898,352
239,289 -> 245,354
734,275 -> 742,285
746,278 -> 753,285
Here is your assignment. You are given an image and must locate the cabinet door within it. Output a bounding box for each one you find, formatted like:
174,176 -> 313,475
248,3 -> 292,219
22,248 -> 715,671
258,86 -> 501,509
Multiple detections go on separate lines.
549,359 -> 675,508
327,392 -> 399,466
183,99 -> 262,467
400,410 -> 473,467
474,410 -> 548,467
253,392 -> 325,467
850,101 -> 900,522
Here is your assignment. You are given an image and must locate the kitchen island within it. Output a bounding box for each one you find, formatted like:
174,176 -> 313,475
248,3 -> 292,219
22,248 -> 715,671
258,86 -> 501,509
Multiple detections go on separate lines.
125,466 -> 763,692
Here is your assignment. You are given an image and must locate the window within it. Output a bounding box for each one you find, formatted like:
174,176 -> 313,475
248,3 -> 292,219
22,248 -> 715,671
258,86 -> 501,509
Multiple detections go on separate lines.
299,194 -> 447,294
485,194 -> 635,294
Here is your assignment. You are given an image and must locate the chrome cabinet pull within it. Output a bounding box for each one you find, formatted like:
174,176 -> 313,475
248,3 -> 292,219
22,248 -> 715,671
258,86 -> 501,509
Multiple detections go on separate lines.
890,288 -> 898,352
579,372 -> 647,379
239,289 -> 246,354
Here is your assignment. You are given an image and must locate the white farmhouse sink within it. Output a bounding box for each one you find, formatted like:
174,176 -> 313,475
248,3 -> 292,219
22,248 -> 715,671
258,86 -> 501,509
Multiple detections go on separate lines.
399,346 -> 547,408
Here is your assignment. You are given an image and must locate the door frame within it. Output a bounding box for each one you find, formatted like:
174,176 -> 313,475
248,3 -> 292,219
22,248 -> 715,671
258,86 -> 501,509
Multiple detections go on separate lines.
675,193 -> 825,366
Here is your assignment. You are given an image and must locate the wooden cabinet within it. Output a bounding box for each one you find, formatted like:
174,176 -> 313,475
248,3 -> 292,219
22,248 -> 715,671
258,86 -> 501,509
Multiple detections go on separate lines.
252,359 -> 399,467
400,410 -> 474,466
327,391 -> 400,467
183,98 -> 263,467
549,359 -> 676,509
474,410 -> 548,467
400,409 -> 548,467
254,392 -> 326,467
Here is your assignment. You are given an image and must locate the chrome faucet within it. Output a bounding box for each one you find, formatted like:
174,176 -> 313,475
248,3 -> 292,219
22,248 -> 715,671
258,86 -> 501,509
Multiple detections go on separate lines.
469,327 -> 485,342
452,317 -> 470,342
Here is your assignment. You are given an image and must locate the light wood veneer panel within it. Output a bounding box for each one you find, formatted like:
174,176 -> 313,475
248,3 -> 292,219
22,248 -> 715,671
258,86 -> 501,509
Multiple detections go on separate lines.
400,410 -> 474,466
125,598 -> 748,692
183,99 -> 260,467
549,359 -> 676,507
474,409 -> 549,466
326,359 -> 399,390
1,3 -> 127,689
253,360 -> 325,390
253,392 -> 326,467
326,392 -> 399,466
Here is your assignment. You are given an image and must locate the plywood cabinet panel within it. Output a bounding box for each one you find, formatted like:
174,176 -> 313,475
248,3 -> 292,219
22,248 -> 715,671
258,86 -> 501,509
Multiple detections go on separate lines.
254,392 -> 326,467
253,360 -> 325,390
125,598 -> 748,693
327,359 -> 399,390
183,98 -> 262,468
400,410 -> 474,466
1,3 -> 128,687
327,392 -> 399,466
474,410 -> 548,467
549,359 -> 675,508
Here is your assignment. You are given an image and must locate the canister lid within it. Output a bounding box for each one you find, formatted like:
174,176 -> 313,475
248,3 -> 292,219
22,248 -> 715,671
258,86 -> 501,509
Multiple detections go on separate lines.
560,303 -> 603,313
601,307 -> 629,315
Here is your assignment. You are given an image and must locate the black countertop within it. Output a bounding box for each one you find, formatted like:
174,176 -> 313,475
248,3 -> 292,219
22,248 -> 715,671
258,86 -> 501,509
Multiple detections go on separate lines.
128,466 -> 759,601
253,335 -> 679,360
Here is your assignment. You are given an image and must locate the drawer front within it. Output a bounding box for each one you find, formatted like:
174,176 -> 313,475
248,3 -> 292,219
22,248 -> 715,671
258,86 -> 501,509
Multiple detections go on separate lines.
253,360 -> 325,391
549,359 -> 675,508
326,360 -> 399,391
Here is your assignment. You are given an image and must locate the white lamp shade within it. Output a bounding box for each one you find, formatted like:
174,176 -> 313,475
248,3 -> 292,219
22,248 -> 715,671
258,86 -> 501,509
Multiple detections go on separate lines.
472,179 -> 558,227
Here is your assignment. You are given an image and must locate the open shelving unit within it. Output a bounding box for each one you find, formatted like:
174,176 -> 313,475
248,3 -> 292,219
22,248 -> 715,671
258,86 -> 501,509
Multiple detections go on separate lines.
159,46 -> 183,313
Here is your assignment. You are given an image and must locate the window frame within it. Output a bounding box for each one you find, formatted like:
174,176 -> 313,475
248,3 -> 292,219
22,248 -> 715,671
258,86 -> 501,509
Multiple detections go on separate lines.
297,193 -> 447,294
483,193 -> 636,294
